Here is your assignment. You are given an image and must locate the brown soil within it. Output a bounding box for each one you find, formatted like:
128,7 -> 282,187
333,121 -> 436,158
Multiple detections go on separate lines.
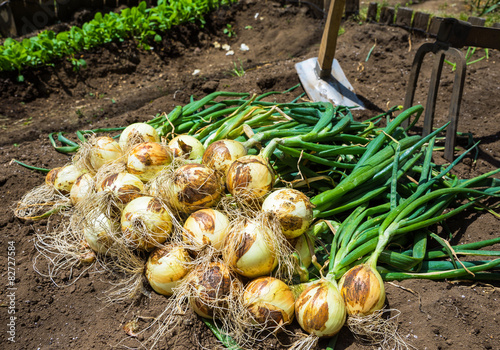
1,1 -> 499,349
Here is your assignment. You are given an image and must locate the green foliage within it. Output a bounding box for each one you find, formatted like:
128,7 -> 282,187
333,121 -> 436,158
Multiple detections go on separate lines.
0,0 -> 238,73
468,0 -> 499,16
227,59 -> 245,77
223,24 -> 236,37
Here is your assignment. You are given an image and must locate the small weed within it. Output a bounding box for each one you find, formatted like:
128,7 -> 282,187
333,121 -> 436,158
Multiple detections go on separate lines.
23,117 -> 33,125
223,24 -> 236,38
444,47 -> 489,71
226,59 -> 245,77
245,25 -> 253,30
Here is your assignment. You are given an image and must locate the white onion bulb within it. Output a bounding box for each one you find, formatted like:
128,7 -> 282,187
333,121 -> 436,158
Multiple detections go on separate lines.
168,164 -> 223,214
226,155 -> 274,201
262,188 -> 314,239
183,208 -> 229,250
97,172 -> 144,207
202,139 -> 247,176
290,233 -> 312,269
223,219 -> 278,278
119,123 -> 160,150
70,173 -> 95,205
83,210 -> 118,255
189,261 -> 233,319
243,276 -> 295,329
89,136 -> 123,171
45,164 -> 87,195
121,196 -> 173,250
145,244 -> 191,296
168,135 -> 205,160
295,279 -> 346,337
127,142 -> 173,182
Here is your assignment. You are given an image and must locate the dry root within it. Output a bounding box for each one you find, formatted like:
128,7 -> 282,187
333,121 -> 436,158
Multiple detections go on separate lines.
347,308 -> 415,350
288,333 -> 319,350
14,184 -> 71,220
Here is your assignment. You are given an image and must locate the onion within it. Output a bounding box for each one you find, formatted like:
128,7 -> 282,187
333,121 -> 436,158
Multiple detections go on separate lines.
223,219 -> 278,278
97,172 -> 144,207
188,261 -> 233,319
295,279 -> 346,337
83,210 -> 118,255
168,135 -> 205,160
119,122 -> 160,150
45,164 -> 87,195
121,196 -> 173,250
261,188 -> 314,239
70,173 -> 95,205
183,208 -> 229,250
145,244 -> 192,296
290,233 -> 312,269
127,142 -> 173,182
243,276 -> 295,329
226,155 -> 274,201
338,264 -> 386,316
202,139 -> 247,176
89,136 -> 123,171
168,164 -> 223,214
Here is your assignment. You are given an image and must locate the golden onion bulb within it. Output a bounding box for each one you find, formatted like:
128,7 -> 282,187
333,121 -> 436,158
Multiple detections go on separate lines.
223,219 -> 278,278
243,276 -> 295,329
89,136 -> 123,171
45,164 -> 87,195
295,279 -> 346,337
145,244 -> 192,296
83,210 -> 118,255
97,172 -> 144,207
226,155 -> 274,201
168,164 -> 223,214
70,173 -> 95,205
183,208 -> 229,250
126,142 -> 173,182
119,122 -> 160,150
168,134 -> 205,160
262,188 -> 314,239
339,264 -> 386,316
202,139 -> 247,176
189,261 -> 233,319
121,196 -> 173,251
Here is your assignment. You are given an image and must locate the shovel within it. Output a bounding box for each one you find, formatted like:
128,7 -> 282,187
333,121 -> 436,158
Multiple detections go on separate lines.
295,0 -> 364,109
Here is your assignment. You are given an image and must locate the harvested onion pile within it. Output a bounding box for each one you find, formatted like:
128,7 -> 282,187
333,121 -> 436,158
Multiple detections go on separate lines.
15,89 -> 500,350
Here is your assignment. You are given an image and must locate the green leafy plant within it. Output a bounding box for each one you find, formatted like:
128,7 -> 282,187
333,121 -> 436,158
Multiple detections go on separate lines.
0,0 -> 238,74
223,24 -> 236,38
467,0 -> 499,16
227,59 -> 245,77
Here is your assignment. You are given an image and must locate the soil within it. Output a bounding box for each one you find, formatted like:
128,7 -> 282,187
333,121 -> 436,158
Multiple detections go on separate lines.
1,1 -> 499,349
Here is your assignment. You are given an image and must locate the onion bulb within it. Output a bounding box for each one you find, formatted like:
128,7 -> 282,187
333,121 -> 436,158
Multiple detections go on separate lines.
226,155 -> 274,201
168,135 -> 205,160
183,208 -> 229,250
295,279 -> 346,337
83,210 -> 118,255
202,139 -> 247,176
127,142 -> 173,182
45,164 -> 87,195
339,264 -> 385,316
290,233 -> 312,269
89,136 -> 123,171
121,196 -> 173,250
243,276 -> 295,329
119,122 -> 160,150
188,261 -> 233,319
145,244 -> 191,296
168,164 -> 223,214
70,173 -> 95,205
223,219 -> 278,278
262,188 -> 314,239
97,172 -> 144,207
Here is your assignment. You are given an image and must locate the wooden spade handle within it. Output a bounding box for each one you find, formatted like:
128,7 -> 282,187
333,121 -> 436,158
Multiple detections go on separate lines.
317,0 -> 346,77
